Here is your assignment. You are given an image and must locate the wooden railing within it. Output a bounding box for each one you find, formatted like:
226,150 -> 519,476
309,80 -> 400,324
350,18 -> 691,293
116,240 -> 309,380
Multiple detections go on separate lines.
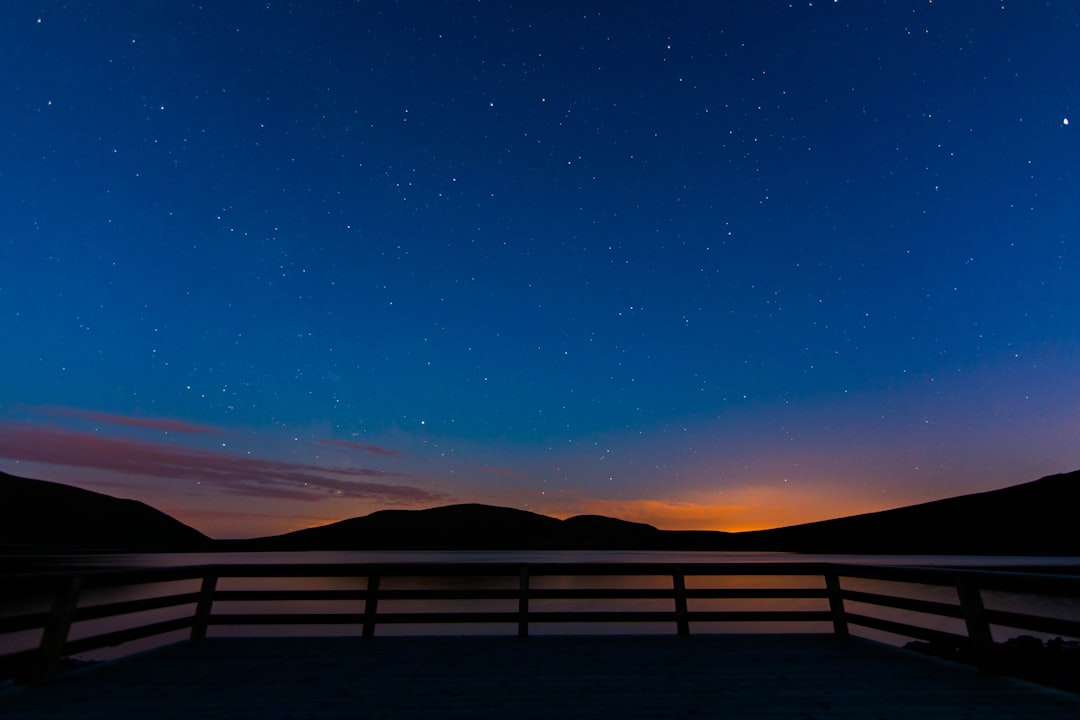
2,562 -> 1078,683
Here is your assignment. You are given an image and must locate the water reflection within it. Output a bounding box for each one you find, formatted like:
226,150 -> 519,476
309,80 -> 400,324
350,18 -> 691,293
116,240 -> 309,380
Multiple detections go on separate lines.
8,549 -> 1080,571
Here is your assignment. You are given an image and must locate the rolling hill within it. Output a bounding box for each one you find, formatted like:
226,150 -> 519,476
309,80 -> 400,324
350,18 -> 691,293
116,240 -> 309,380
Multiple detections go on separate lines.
0,471 -> 211,552
1,469 -> 1077,554
723,469 -> 1080,555
241,470 -> 1079,554
239,504 -> 672,551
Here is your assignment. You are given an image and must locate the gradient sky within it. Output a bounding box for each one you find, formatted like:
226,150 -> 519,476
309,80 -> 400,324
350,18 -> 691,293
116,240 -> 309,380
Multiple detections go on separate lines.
1,1 -> 1077,539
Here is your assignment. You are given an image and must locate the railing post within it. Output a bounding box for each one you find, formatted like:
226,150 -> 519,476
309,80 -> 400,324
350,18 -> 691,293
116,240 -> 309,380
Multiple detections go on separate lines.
956,577 -> 996,671
518,565 -> 530,638
673,570 -> 690,637
32,575 -> 82,683
363,573 -> 381,639
190,574 -> 218,643
824,572 -> 848,638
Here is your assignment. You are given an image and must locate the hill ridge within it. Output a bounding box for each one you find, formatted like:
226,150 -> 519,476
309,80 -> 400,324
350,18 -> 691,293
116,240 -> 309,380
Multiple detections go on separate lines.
0,470 -> 211,551
1,469 -> 1077,554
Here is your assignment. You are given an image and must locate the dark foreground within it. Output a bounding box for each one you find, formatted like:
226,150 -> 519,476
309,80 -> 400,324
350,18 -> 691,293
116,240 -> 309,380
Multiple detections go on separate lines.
3,635 -> 1079,719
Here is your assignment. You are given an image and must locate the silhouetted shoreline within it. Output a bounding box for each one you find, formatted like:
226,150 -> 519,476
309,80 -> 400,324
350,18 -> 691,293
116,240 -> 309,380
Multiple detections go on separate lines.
2,469 -> 1078,555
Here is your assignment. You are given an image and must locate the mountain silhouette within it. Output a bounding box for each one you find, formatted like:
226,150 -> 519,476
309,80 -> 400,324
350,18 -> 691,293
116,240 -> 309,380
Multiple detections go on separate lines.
237,470 -> 1080,553
723,470 -> 1080,555
239,504 -> 669,551
0,471 -> 211,552
1,469 -> 1077,554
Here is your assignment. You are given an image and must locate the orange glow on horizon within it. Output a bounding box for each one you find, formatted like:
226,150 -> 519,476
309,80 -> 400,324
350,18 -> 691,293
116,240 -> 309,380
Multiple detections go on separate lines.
164,483 -> 923,540
530,484 -> 908,534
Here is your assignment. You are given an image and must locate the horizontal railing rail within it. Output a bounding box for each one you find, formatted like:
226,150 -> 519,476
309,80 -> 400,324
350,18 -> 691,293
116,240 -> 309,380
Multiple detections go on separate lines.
2,562 -> 1078,683
829,565 -> 1080,650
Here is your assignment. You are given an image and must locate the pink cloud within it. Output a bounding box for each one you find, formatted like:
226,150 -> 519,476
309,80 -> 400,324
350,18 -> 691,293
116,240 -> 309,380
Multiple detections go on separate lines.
316,438 -> 401,457
32,405 -> 222,435
0,422 -> 444,505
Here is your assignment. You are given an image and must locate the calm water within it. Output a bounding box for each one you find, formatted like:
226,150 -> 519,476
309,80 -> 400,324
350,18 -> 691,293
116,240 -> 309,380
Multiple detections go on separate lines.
8,549 -> 1080,570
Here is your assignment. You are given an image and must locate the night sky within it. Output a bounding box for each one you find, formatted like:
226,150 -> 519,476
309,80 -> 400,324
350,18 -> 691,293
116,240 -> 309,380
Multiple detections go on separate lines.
2,2 -> 1077,539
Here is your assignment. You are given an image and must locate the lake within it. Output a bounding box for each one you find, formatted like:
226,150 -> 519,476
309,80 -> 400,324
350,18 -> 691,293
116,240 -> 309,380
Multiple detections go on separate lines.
8,549 -> 1080,571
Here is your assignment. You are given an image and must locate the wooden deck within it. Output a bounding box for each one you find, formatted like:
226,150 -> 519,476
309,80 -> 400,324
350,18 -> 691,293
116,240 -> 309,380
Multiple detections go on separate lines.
3,634 -> 1078,719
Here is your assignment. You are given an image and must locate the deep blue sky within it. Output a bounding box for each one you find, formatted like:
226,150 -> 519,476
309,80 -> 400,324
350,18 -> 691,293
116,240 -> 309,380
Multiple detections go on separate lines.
2,1 -> 1077,538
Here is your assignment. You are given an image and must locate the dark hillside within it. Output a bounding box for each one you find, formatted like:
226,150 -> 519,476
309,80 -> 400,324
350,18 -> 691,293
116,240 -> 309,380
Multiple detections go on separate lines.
3,469 -> 1077,554
244,504 -> 662,550
728,470 -> 1080,555
0,471 -> 211,552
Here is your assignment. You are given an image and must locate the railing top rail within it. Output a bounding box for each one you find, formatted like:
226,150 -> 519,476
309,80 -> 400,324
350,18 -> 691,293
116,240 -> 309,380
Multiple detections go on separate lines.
195,561 -> 841,577
2,561 -> 1080,595
0,564 -> 209,590
2,560 -> 1078,593
830,563 -> 1080,595
1,560 -> 829,585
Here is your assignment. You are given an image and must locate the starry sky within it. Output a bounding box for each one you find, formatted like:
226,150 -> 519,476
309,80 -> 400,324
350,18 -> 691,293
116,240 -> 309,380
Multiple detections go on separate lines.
1,1 -> 1077,540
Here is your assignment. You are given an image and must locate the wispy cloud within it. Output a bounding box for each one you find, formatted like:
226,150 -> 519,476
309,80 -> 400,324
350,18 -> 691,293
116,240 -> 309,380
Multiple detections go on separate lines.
31,405 -> 222,435
0,422 -> 445,505
316,438 -> 401,457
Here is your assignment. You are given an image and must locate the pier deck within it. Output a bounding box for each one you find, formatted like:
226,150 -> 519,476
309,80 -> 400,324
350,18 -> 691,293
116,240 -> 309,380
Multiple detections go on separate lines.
3,634 -> 1079,719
